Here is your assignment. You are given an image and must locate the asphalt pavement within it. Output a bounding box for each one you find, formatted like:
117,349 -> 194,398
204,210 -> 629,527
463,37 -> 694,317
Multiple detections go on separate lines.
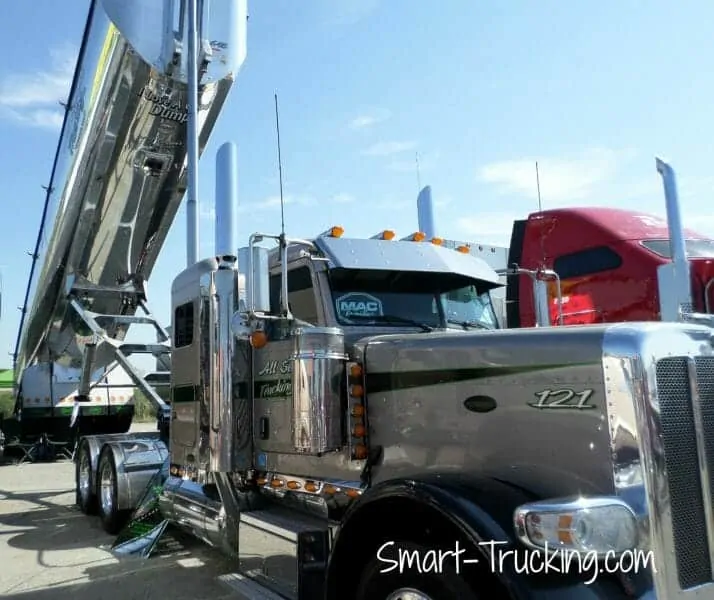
0,423 -> 243,600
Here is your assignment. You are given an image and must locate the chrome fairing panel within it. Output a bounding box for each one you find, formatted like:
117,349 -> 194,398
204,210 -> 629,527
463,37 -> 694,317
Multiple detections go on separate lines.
602,321 -> 714,598
14,0 -> 246,380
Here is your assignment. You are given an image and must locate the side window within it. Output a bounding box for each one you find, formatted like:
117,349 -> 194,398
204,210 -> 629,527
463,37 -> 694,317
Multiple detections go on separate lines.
553,246 -> 623,280
269,266 -> 319,324
174,302 -> 194,348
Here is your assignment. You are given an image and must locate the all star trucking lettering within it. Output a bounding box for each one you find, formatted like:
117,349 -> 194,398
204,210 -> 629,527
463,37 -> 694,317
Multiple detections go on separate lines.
8,1 -> 714,599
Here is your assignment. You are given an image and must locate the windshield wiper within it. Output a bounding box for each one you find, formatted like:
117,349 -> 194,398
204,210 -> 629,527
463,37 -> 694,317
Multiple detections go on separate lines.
346,314 -> 434,332
446,319 -> 492,331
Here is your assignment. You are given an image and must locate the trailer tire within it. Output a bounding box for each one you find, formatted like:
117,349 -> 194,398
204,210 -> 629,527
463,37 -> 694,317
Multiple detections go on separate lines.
354,540 -> 482,600
75,440 -> 97,514
96,446 -> 128,535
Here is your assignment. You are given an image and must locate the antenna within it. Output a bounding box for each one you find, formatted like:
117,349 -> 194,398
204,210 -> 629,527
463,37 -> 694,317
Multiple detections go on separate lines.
274,92 -> 291,319
535,160 -> 547,266
415,152 -> 422,192
274,92 -> 286,236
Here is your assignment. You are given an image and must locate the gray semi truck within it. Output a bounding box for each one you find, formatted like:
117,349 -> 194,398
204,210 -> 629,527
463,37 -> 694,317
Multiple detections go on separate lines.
8,1 -> 714,599
80,171 -> 714,600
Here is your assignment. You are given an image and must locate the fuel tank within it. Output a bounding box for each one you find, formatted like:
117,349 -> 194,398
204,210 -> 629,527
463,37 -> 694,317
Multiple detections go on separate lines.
13,0 -> 247,382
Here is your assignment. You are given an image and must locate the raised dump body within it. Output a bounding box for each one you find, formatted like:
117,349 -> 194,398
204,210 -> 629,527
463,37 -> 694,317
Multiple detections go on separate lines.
8,0 -> 247,440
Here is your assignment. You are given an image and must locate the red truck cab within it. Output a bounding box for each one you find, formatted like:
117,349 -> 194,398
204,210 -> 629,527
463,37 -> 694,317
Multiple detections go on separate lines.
506,207 -> 714,328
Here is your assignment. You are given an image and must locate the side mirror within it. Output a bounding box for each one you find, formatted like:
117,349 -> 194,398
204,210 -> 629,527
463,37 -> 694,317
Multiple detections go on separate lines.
238,245 -> 270,314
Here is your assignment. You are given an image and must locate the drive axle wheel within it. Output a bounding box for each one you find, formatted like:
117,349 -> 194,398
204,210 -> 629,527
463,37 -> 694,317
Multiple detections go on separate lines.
75,440 -> 96,514
96,446 -> 128,535
355,541 -> 481,600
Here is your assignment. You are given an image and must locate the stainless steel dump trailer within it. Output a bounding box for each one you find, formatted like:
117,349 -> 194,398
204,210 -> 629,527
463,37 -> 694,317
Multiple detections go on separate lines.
4,0 -> 245,445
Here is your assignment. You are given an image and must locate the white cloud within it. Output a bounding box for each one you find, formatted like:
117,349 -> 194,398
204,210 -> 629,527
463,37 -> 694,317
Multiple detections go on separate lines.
477,148 -> 636,205
348,108 -> 391,130
456,212 -> 520,247
0,44 -> 76,130
362,141 -> 417,157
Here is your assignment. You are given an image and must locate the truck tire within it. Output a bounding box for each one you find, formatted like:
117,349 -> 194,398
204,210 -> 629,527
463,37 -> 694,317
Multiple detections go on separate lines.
75,439 -> 97,514
96,446 -> 128,535
354,541 -> 483,600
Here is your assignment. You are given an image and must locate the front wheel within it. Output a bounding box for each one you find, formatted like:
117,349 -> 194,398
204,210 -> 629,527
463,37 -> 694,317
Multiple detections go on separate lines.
96,446 -> 128,535
355,541 -> 482,600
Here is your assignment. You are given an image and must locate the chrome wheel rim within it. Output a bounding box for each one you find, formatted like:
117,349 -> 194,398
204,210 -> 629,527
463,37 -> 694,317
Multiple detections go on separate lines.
78,451 -> 91,503
99,460 -> 114,515
386,589 -> 433,600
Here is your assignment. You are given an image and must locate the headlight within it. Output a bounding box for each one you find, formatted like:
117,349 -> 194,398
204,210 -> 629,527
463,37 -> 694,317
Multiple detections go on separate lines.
513,496 -> 638,557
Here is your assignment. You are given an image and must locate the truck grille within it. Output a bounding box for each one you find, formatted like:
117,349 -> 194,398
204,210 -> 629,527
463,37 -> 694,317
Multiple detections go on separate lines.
658,356 -> 714,590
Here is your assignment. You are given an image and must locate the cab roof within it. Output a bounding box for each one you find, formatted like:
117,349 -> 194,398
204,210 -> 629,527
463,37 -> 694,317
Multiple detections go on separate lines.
529,207 -> 709,242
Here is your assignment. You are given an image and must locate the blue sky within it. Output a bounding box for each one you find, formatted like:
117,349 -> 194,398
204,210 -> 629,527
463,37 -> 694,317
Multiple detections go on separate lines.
1,0 -> 713,368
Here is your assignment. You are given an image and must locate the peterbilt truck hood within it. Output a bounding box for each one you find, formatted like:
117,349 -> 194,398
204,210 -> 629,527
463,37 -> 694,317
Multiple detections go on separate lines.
358,326 -> 618,499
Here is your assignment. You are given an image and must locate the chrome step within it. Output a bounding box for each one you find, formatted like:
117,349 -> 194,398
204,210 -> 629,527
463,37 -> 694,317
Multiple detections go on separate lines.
218,573 -> 288,599
236,506 -> 329,600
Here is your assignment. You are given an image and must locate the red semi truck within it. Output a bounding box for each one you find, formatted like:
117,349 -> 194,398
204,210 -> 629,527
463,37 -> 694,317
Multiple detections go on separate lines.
503,205 -> 714,327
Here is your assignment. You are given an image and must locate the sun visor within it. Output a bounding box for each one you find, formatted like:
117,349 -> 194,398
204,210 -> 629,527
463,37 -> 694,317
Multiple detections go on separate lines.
314,236 -> 503,291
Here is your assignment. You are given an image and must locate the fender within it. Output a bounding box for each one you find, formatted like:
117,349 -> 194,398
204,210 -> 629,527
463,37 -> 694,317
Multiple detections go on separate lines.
325,475 -> 638,599
96,437 -> 168,510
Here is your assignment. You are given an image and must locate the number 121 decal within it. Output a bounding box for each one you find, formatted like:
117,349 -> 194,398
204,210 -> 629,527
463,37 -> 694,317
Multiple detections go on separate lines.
528,389 -> 596,410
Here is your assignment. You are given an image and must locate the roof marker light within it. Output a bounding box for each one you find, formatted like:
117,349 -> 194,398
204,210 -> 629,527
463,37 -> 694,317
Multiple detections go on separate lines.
403,231 -> 426,242
371,230 -> 396,240
320,225 -> 344,238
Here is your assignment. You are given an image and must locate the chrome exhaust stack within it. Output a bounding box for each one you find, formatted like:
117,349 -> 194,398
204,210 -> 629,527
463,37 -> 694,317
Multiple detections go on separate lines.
211,141 -> 253,473
656,158 -> 694,321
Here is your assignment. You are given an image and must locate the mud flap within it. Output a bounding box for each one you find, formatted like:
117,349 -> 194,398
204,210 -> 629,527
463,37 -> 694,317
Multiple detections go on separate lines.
111,457 -> 170,558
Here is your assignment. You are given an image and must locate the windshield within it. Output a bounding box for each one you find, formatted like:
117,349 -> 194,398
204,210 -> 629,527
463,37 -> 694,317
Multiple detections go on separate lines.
328,269 -> 499,330
442,286 -> 499,329
642,239 -> 714,258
